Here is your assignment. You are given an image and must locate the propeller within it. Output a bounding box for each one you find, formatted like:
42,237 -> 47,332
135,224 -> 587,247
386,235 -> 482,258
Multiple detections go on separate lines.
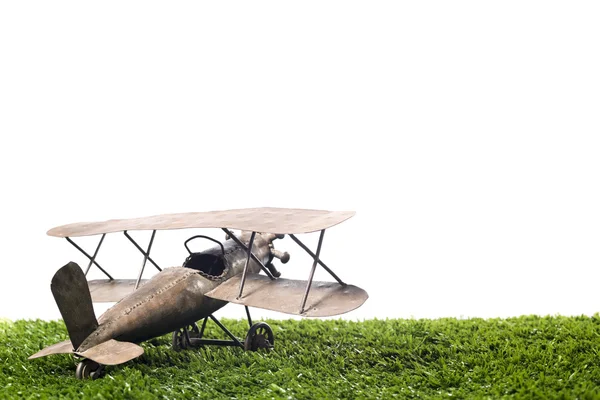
271,249 -> 290,264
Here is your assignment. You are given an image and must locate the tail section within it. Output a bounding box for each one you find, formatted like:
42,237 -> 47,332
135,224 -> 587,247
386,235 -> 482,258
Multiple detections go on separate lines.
51,262 -> 98,350
30,262 -> 144,366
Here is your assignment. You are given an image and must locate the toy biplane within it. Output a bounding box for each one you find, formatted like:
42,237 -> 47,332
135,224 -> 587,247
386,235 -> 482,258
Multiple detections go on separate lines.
29,207 -> 367,379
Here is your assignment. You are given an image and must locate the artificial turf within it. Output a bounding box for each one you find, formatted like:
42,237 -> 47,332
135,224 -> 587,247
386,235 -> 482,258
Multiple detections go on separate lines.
1,316 -> 600,399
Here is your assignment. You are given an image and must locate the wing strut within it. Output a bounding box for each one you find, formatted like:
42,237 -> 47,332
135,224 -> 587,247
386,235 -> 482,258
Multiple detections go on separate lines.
299,229 -> 325,314
289,233 -> 345,286
123,230 -> 161,289
221,228 -> 275,280
65,234 -> 113,280
237,231 -> 256,299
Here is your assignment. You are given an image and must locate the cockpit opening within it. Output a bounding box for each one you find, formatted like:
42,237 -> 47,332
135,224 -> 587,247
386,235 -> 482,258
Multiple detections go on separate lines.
183,253 -> 227,278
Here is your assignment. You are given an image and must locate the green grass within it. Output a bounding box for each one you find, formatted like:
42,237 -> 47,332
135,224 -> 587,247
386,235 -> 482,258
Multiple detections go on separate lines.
1,316 -> 600,399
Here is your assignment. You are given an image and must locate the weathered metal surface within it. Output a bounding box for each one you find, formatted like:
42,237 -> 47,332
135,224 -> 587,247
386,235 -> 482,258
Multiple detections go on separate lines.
51,262 -> 99,349
223,229 -> 276,279
31,233 -> 275,365
47,207 -> 355,237
80,268 -> 226,349
75,339 -> 144,366
28,340 -> 73,359
31,227 -> 367,372
205,275 -> 368,317
88,279 -> 148,303
76,234 -> 272,352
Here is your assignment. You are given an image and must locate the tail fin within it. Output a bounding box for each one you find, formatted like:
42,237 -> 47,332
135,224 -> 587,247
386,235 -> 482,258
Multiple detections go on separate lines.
51,262 -> 98,350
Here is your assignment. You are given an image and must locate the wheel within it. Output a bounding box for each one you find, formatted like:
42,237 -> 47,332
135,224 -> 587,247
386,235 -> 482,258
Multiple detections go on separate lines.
75,359 -> 104,380
244,322 -> 274,351
172,323 -> 201,351
172,328 -> 187,351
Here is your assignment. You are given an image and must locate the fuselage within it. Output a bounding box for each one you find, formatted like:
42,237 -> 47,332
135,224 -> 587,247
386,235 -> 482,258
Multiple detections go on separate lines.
77,233 -> 273,352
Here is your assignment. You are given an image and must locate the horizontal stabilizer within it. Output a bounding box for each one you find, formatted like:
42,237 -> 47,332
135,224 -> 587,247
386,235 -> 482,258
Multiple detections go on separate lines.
88,279 -> 148,303
76,339 -> 144,365
29,339 -> 73,360
205,275 -> 368,317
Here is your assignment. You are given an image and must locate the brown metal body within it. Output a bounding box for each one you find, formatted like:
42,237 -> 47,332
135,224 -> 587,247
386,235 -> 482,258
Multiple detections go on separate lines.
77,233 -> 272,352
30,209 -> 369,374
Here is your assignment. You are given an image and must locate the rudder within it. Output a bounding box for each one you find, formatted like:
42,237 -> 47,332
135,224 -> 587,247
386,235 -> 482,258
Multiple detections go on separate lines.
51,262 -> 98,350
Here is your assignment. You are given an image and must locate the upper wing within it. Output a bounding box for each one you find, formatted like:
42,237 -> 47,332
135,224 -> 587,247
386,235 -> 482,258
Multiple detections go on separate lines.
205,275 -> 368,317
47,207 -> 355,238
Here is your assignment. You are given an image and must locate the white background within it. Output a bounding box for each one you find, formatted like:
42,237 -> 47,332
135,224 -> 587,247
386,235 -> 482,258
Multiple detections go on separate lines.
1,1 -> 599,321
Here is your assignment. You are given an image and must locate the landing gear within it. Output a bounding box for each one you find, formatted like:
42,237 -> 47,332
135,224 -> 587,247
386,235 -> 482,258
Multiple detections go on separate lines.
171,307 -> 274,352
75,359 -> 104,380
172,323 -> 201,351
244,322 -> 274,351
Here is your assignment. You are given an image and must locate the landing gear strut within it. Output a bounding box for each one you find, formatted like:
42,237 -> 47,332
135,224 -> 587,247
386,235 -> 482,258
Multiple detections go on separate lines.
171,307 -> 274,352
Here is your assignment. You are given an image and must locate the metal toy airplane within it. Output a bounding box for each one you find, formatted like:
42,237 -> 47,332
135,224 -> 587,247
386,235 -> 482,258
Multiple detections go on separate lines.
29,208 -> 367,379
